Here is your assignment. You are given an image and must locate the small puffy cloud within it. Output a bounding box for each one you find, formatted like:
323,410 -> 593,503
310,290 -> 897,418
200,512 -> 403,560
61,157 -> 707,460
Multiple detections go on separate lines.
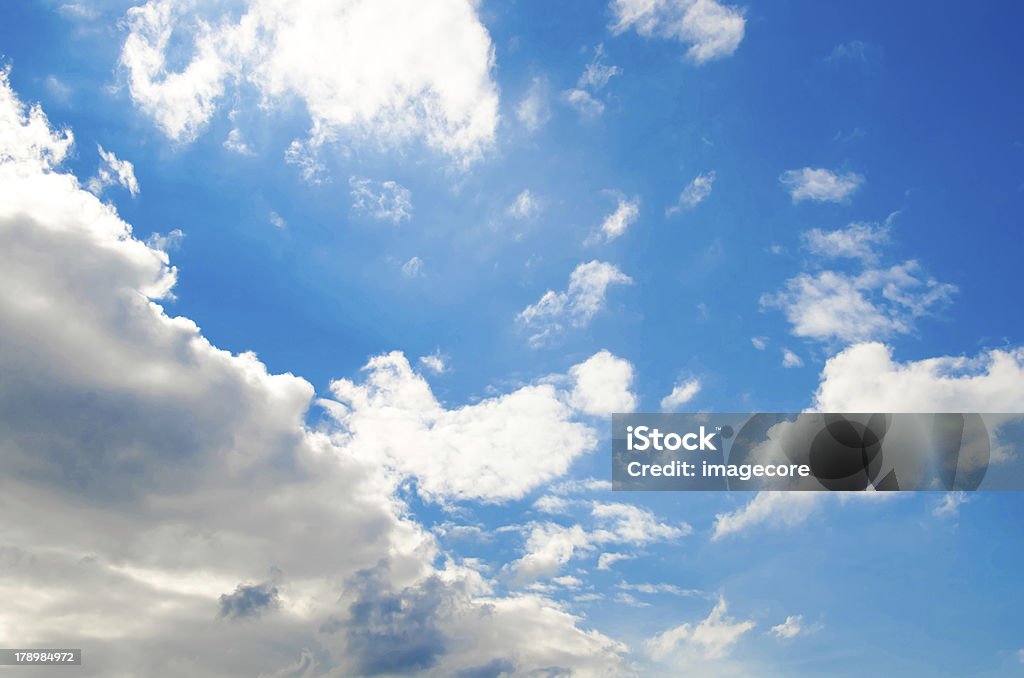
510,523 -> 592,584
516,77 -> 551,132
667,171 -> 715,216
661,378 -> 701,411
349,176 -> 413,223
401,256 -> 424,278
933,491 -> 969,519
803,221 -> 890,262
223,128 -> 252,154
781,348 -> 804,369
611,0 -> 746,63
592,501 -> 691,542
569,350 -> 638,416
565,46 -> 620,117
761,262 -> 956,344
268,211 -> 287,229
779,167 -> 864,203
533,494 -> 577,515
751,336 -> 768,350
510,502 -> 688,583
565,88 -> 605,117
647,597 -> 755,661
712,492 -> 825,540
597,552 -> 635,570
145,228 -> 184,252
119,0 -> 499,165
590,196 -> 640,243
770,615 -> 805,639
518,260 -> 633,347
506,189 -> 540,220
87,144 -> 140,197
418,351 -> 446,374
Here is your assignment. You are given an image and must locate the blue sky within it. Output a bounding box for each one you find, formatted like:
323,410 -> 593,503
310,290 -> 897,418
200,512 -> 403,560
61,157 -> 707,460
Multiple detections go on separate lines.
1,1 -> 1023,676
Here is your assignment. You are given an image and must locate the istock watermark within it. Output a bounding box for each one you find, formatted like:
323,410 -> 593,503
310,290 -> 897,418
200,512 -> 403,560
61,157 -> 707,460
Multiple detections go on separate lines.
611,413 -> 1024,491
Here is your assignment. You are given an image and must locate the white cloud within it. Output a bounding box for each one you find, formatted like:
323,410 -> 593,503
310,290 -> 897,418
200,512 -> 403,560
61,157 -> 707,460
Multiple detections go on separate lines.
349,176 -> 413,223
770,615 -> 805,639
0,67 -> 629,677
283,138 -> 325,183
803,221 -> 889,262
667,171 -> 715,216
617,581 -> 702,597
661,378 -> 702,411
324,350 -> 641,503
814,342 -> 1024,413
592,501 -> 691,542
268,211 -> 287,229
86,144 -> 140,197
145,228 -> 184,251
223,127 -> 252,154
578,46 -> 622,90
781,348 -> 804,369
418,351 -> 447,374
548,476 -> 614,495
615,591 -> 652,607
1018,648 -> 1024,664
506,189 -> 540,220
119,0 -> 499,166
597,552 -> 635,570
569,350 -> 638,416
751,336 -> 768,350
611,0 -> 746,63
518,260 -> 633,347
565,46 -> 621,117
565,87 -> 606,117
401,255 -> 424,278
779,167 -> 864,203
0,65 -> 421,670
761,262 -> 956,344
44,75 -> 72,102
511,523 -> 592,583
0,68 -> 74,173
712,492 -> 824,540
516,77 -> 551,132
590,196 -> 640,243
533,494 -> 578,515
511,502 -> 688,583
59,2 -> 99,20
932,491 -> 969,519
647,597 -> 755,661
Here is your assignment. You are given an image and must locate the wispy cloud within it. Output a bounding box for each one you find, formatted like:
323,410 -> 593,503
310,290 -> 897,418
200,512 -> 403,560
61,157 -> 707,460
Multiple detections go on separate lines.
350,177 -> 413,223
667,171 -> 715,216
518,260 -> 633,347
86,144 -> 139,197
611,0 -> 746,63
